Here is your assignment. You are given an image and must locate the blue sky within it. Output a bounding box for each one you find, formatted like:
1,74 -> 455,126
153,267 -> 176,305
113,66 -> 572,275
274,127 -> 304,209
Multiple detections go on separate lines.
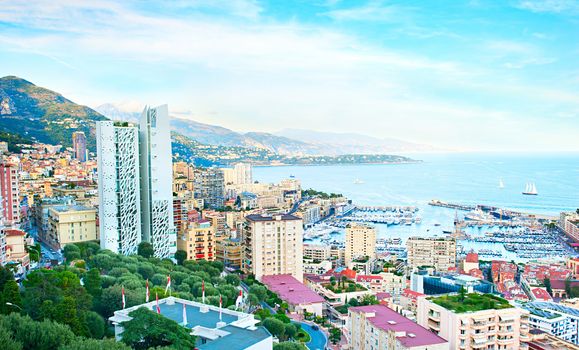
0,0 -> 578,151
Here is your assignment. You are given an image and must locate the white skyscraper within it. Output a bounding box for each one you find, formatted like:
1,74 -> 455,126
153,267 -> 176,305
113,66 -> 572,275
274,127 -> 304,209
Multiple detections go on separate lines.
233,162 -> 252,185
96,121 -> 142,255
139,105 -> 176,258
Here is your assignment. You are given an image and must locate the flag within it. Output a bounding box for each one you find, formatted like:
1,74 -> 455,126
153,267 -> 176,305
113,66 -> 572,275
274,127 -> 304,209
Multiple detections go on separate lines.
202,280 -> 205,304
165,275 -> 171,295
182,302 -> 187,326
219,294 -> 222,321
121,286 -> 126,309
235,289 -> 243,308
156,293 -> 161,314
146,279 -> 150,303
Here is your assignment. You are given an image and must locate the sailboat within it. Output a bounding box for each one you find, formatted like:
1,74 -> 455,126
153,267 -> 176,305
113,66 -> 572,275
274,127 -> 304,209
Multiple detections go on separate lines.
522,182 -> 538,196
354,178 -> 364,184
499,179 -> 505,189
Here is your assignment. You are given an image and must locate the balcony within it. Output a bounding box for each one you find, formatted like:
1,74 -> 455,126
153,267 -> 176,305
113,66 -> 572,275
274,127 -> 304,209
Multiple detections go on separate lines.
428,320 -> 441,331
497,329 -> 514,336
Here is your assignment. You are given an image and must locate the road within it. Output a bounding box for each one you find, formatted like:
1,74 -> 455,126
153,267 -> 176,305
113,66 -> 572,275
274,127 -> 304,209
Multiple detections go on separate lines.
27,225 -> 63,266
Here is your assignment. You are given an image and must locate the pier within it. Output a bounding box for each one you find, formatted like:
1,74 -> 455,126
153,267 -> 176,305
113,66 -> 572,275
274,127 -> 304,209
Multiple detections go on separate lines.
429,200 -> 476,211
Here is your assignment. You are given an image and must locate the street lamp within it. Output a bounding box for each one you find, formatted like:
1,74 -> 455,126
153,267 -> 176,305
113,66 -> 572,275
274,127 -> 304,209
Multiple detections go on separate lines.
5,302 -> 22,311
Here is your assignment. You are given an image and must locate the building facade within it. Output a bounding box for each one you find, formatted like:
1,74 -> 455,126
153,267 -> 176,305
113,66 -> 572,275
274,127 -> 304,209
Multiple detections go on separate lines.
417,294 -> 529,350
72,131 -> 87,162
345,223 -> 376,266
407,237 -> 457,272
47,205 -> 97,249
139,105 -> 177,259
97,121 -> 142,255
0,163 -> 19,224
194,168 -> 225,209
348,304 -> 449,350
177,220 -> 215,261
243,214 -> 303,281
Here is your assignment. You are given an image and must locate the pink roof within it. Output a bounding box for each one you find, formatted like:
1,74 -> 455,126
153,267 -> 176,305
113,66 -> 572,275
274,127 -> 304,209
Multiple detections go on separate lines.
531,288 -> 553,301
349,305 -> 447,348
356,275 -> 383,282
375,292 -> 391,300
403,289 -> 425,299
262,274 -> 325,305
465,252 -> 479,263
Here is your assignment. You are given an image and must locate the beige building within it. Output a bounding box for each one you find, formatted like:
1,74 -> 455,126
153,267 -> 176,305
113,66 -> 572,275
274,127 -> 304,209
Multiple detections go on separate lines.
47,205 -> 97,249
215,237 -> 243,270
348,304 -> 449,350
345,223 -> 376,266
407,237 -> 456,272
243,214 -> 303,282
417,293 -> 530,350
303,244 -> 331,261
177,220 -> 215,261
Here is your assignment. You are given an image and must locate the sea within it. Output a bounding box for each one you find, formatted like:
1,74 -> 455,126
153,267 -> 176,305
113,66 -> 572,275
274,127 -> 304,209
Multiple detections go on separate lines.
253,152 -> 579,255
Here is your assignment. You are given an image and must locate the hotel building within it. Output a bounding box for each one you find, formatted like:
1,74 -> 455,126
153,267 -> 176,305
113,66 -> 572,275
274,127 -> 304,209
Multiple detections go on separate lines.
242,214 -> 303,282
407,237 -> 457,272
345,223 -> 376,266
348,304 -> 448,350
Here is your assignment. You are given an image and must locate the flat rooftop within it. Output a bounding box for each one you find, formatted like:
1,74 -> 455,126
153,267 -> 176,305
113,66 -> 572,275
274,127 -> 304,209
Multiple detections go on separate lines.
350,305 -> 447,348
246,214 -> 301,222
109,297 -> 270,350
429,293 -> 513,313
262,274 -> 325,305
50,205 -> 95,212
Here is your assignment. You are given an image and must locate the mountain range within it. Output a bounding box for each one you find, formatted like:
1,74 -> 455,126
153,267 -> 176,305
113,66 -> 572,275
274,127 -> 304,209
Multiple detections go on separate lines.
0,75 -> 432,156
96,104 -> 434,155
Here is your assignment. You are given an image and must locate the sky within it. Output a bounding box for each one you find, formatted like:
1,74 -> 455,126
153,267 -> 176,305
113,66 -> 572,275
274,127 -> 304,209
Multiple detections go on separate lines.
0,0 -> 578,152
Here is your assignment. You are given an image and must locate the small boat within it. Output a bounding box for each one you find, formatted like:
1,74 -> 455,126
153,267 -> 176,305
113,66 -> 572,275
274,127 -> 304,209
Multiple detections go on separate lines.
523,182 -> 538,196
499,179 -> 505,189
354,178 -> 364,184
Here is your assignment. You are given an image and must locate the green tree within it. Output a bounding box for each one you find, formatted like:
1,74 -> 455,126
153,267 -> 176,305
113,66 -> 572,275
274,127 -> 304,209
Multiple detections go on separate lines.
458,286 -> 466,302
249,284 -> 267,300
0,313 -> 76,350
329,327 -> 342,345
0,266 -> 14,291
58,338 -> 131,350
0,279 -> 22,314
273,342 -> 306,350
83,268 -> 102,299
174,250 -> 187,265
544,278 -> 553,296
121,307 -> 196,350
262,317 -> 286,340
225,274 -> 240,286
284,323 -> 298,340
137,242 -> 155,258
85,311 -> 105,339
63,245 -> 81,262
0,326 -> 22,350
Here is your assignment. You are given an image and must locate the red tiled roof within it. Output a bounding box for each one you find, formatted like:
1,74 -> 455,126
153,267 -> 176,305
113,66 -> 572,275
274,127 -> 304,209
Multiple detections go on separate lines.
356,275 -> 383,282
465,252 -> 479,263
531,288 -> 552,301
5,229 -> 25,237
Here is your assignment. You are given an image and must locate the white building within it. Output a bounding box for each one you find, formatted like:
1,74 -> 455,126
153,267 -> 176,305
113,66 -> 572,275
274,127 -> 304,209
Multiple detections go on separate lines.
233,162 -> 252,185
243,214 -> 303,282
139,105 -> 176,258
97,121 -> 142,255
524,301 -> 579,344
345,223 -> 376,266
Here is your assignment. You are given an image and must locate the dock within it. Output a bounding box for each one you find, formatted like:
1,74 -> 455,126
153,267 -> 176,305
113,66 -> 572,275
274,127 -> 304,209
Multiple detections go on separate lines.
429,200 -> 476,211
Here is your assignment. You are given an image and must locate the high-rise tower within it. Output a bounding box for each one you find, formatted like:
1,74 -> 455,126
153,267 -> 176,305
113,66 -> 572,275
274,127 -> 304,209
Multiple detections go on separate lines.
139,105 -> 176,258
72,131 -> 87,162
96,121 -> 142,255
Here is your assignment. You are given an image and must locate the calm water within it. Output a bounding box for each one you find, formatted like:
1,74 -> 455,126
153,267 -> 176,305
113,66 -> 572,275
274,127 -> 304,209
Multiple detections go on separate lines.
253,153 -> 579,243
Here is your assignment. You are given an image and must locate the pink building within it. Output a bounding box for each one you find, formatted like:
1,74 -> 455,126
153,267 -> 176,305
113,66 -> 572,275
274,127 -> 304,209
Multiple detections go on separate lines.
0,163 -> 19,224
261,274 -> 324,316
349,304 -> 448,350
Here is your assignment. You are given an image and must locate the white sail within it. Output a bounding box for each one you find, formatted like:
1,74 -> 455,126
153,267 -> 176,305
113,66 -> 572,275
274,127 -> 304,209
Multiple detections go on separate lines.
499,179 -> 504,188
530,183 -> 538,194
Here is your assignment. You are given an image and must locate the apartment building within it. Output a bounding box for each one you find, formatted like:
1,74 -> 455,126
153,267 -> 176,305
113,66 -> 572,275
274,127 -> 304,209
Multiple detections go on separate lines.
215,237 -> 243,270
303,243 -> 331,261
348,304 -> 448,350
561,212 -> 579,242
524,301 -> 579,345
417,293 -> 529,350
177,220 -> 215,261
72,131 -> 87,162
243,214 -> 303,282
47,205 -> 97,249
193,168 -> 224,209
407,237 -> 457,272
0,162 -> 19,224
345,223 -> 376,266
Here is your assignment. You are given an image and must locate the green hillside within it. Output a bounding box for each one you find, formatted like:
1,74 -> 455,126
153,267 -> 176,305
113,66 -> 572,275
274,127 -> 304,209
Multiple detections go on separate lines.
0,76 -> 108,150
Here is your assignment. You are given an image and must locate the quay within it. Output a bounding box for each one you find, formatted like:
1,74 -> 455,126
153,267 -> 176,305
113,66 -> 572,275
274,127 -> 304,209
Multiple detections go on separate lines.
429,200 -> 476,211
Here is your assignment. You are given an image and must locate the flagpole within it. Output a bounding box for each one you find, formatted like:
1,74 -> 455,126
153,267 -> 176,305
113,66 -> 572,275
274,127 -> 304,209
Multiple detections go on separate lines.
219,294 -> 222,321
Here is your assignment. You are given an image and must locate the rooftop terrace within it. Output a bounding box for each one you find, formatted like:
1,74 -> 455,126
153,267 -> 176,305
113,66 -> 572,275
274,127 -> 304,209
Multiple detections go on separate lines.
429,293 -> 513,313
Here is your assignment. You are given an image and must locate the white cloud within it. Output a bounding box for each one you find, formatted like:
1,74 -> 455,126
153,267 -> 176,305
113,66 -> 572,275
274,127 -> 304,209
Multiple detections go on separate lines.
516,0 -> 579,14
